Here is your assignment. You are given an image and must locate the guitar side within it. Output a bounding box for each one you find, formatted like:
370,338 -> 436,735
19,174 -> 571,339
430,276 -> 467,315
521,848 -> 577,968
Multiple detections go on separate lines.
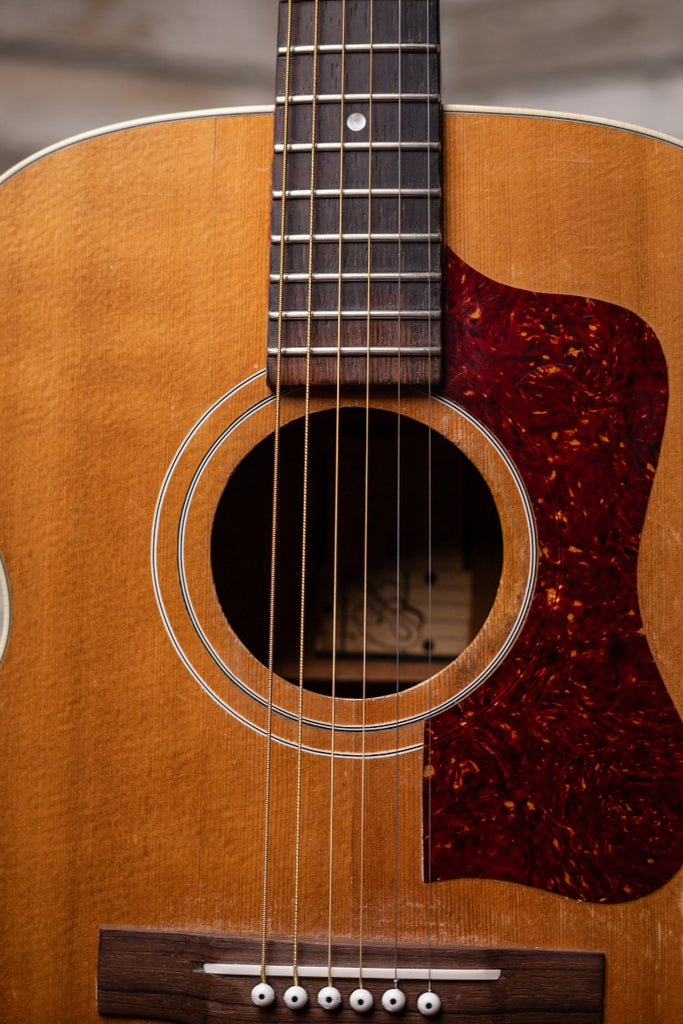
0,108 -> 681,1022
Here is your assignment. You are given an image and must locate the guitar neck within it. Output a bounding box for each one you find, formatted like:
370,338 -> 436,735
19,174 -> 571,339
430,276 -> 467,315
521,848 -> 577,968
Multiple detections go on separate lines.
267,0 -> 443,387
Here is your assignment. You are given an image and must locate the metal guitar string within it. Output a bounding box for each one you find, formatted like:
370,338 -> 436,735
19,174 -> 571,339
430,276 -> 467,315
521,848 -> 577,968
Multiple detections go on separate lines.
358,0 -> 375,995
292,0 -> 322,990
262,0 -> 438,1002
424,0 -> 436,994
392,0 -> 404,988
259,0 -> 294,988
326,0 -> 348,991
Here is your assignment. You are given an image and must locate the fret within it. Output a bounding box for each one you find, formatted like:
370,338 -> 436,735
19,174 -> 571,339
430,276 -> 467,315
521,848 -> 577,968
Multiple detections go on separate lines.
275,142 -> 441,153
273,188 -> 441,199
272,232 -> 441,243
268,326 -> 441,386
269,346 -> 442,356
276,25 -> 440,105
271,272 -> 441,282
269,311 -> 441,321
278,43 -> 440,54
276,93 -> 440,104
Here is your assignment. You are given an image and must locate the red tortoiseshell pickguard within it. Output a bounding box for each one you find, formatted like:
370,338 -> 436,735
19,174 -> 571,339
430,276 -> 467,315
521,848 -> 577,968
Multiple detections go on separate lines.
424,250 -> 683,903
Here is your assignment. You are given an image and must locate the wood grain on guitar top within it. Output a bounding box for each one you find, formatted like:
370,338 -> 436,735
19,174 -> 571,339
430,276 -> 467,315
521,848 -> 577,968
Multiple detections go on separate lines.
0,109 -> 681,1023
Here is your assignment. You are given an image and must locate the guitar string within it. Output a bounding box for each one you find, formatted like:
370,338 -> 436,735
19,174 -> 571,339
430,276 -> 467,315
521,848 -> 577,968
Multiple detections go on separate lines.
264,0 -> 436,998
358,0 -> 374,994
292,0 -> 321,990
425,0 -> 437,993
393,0 -> 404,987
326,0 -> 347,990
259,0 -> 294,987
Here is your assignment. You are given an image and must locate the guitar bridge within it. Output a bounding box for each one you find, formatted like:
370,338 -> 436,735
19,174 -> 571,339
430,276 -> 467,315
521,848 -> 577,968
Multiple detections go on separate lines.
97,928 -> 604,1022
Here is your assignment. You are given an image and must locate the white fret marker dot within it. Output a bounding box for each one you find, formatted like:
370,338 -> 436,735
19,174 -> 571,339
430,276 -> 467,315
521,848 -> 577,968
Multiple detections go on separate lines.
347,112 -> 367,132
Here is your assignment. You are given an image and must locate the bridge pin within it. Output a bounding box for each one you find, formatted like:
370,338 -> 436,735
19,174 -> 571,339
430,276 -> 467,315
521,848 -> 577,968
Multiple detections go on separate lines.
317,985 -> 342,1010
250,982 -> 275,1007
381,987 -> 406,1012
417,991 -> 442,1016
283,984 -> 309,1010
349,988 -> 374,1013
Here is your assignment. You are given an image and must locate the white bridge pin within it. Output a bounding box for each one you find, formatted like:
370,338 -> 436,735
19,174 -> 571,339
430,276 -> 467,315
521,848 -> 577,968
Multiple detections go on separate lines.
381,987 -> 406,1012
417,990 -> 442,1016
284,984 -> 308,1010
250,982 -> 275,1007
317,985 -> 342,1010
349,988 -> 374,1013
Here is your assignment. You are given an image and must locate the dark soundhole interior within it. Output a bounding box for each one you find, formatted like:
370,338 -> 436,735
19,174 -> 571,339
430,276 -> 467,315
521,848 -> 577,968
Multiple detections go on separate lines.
211,408 -> 502,698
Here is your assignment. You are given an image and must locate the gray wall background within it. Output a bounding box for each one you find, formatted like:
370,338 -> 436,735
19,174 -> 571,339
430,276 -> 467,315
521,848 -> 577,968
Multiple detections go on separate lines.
1,0 -> 682,174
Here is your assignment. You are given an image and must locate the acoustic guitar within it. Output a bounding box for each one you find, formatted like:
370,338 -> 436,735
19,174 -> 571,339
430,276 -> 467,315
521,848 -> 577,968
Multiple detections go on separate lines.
1,1 -> 681,1021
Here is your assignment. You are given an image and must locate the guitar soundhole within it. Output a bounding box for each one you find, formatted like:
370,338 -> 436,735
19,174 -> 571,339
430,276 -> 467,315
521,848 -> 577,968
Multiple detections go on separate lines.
211,408 -> 502,698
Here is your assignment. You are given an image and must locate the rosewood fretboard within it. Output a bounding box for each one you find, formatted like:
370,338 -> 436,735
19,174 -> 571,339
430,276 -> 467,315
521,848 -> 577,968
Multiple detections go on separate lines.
267,0 -> 442,386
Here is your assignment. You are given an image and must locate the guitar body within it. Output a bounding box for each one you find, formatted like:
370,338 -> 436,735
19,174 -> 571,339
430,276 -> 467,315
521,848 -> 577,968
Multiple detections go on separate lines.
1,107 -> 682,1022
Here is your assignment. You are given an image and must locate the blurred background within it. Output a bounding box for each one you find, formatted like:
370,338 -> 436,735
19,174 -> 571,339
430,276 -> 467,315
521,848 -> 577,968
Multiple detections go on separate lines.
0,0 -> 682,173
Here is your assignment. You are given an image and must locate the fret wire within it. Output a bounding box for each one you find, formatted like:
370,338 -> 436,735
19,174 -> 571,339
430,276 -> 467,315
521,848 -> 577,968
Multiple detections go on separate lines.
272,232 -> 440,242
268,346 -> 442,356
270,311 -> 441,320
275,142 -> 440,152
271,272 -> 441,281
273,188 -> 441,198
279,43 -> 439,54
276,93 -> 439,104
